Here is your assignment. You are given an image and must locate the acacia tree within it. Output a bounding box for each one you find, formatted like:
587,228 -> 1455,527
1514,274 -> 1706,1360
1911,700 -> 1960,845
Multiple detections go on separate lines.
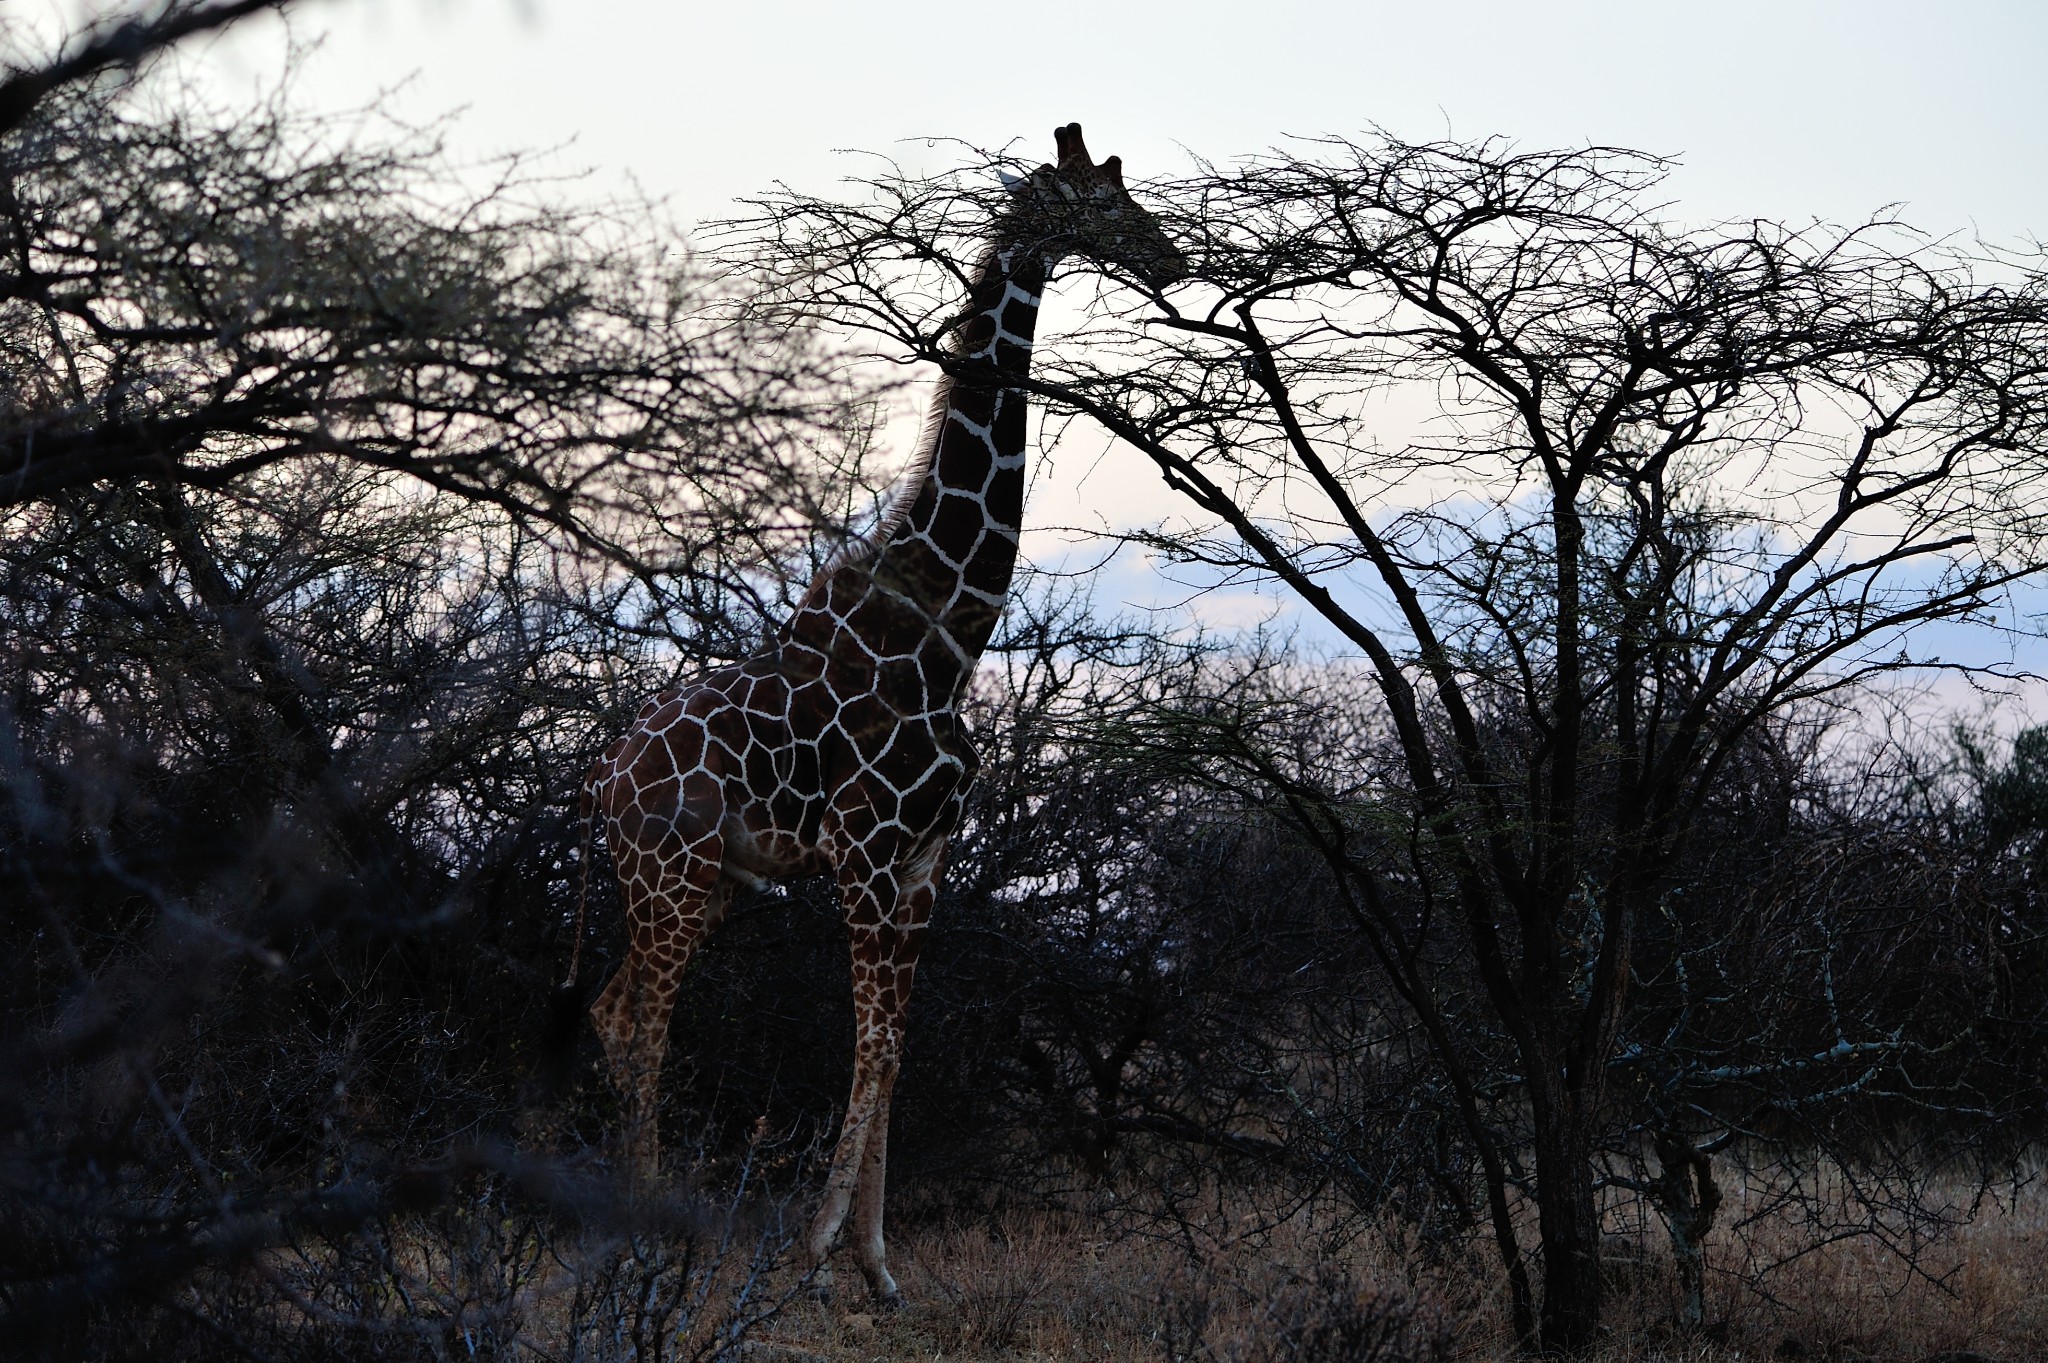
0,10 -> 885,1348
739,135 -> 2048,1350
0,10 -> 862,589
0,1 -> 296,142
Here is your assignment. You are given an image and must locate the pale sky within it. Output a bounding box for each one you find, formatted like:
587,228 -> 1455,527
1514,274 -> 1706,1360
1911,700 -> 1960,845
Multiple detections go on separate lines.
180,0 -> 2047,247
40,0 -> 2048,700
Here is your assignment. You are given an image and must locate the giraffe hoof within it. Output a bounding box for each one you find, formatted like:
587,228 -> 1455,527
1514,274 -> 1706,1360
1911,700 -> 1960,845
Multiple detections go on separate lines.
872,1289 -> 908,1313
804,1273 -> 835,1307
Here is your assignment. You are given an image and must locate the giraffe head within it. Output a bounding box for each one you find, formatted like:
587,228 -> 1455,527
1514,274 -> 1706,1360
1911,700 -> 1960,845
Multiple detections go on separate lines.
998,122 -> 1186,287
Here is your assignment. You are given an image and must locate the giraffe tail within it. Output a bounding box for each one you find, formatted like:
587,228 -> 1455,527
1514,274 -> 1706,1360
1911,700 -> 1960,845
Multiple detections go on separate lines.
540,762 -> 606,1089
562,762 -> 603,991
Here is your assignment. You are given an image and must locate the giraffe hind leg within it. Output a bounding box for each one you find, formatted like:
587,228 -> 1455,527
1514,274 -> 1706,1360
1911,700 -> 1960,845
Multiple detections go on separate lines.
589,844 -> 730,1185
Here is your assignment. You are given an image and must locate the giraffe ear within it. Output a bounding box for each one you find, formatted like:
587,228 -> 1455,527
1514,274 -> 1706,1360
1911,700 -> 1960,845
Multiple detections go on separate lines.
1102,155 -> 1125,189
998,168 -> 1023,189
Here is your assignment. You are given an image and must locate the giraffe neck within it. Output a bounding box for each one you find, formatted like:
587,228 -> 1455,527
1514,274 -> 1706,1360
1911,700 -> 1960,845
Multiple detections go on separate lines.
853,243 -> 1045,693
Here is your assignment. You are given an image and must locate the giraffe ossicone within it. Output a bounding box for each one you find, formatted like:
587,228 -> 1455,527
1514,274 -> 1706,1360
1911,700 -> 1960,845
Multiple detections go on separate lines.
578,123 -> 1183,1307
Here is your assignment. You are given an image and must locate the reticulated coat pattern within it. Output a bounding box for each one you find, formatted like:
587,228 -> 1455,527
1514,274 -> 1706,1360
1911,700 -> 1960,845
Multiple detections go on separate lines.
580,123 -> 1180,1305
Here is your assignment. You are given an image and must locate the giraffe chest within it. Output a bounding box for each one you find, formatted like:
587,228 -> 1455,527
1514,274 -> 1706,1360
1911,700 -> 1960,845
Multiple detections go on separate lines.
713,714 -> 970,880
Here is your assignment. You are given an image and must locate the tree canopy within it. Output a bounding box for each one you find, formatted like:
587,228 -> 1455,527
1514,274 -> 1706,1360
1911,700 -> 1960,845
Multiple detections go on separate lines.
737,132 -> 2048,1351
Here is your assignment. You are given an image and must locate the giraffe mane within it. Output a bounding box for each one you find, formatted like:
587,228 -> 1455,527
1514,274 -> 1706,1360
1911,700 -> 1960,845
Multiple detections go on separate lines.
817,366 -> 952,578
815,241 -> 1003,584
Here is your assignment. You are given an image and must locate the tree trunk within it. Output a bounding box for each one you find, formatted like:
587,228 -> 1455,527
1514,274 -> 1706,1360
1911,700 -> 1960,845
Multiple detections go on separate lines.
1531,1088 -> 1604,1354
1652,1130 -> 1722,1332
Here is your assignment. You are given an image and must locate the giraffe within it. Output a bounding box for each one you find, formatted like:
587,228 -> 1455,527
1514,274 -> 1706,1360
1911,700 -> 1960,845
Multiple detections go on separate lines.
577,124 -> 1183,1306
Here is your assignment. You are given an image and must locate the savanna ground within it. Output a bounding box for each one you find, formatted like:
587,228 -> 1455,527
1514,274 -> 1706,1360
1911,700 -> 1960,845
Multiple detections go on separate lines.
717,1179 -> 2044,1363
759,1188 -> 2040,1363
198,1153 -> 2043,1363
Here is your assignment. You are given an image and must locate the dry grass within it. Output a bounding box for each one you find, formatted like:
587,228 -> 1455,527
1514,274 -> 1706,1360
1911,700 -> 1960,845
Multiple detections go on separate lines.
733,1178 -> 2045,1363
190,1170 -> 2042,1361
744,1214 -> 1162,1362
1693,1175 -> 2048,1363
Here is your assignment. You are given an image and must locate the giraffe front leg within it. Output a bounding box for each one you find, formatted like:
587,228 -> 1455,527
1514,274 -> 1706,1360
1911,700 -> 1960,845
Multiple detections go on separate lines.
808,847 -> 935,1306
850,847 -> 942,1308
808,1022 -> 907,1304
851,1063 -> 903,1306
805,1048 -> 884,1304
